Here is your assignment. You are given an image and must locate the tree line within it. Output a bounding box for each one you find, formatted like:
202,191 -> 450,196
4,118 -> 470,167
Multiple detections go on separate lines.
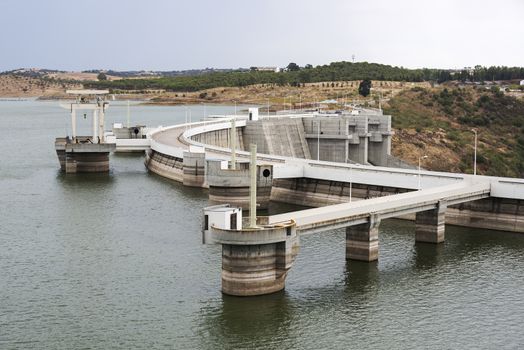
84,61 -> 524,92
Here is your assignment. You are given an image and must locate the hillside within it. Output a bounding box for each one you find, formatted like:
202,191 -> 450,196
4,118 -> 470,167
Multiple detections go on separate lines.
385,86 -> 524,177
0,74 -> 80,97
84,62 -> 524,93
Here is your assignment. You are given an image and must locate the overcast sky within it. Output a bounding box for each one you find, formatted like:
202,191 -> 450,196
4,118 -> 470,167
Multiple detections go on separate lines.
1,0 -> 523,71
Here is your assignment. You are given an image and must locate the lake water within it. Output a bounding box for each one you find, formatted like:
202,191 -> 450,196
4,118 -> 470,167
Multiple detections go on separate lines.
1,100 -> 523,349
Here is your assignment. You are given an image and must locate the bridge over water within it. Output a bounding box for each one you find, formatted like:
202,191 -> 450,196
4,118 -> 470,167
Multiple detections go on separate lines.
146,115 -> 524,296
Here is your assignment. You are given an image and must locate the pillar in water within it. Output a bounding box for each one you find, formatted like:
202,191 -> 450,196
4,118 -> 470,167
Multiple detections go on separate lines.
346,214 -> 380,262
415,201 -> 447,243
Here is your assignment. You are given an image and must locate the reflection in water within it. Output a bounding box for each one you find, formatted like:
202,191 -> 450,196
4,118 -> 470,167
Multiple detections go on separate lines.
413,241 -> 444,271
198,292 -> 293,350
344,260 -> 380,293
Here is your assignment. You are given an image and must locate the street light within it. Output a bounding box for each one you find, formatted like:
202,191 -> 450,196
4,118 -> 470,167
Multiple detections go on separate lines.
418,155 -> 428,190
184,106 -> 188,131
317,119 -> 322,161
349,166 -> 353,203
472,129 -> 478,176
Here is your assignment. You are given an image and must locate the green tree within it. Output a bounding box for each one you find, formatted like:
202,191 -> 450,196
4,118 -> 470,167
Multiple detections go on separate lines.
286,62 -> 300,71
97,72 -> 107,81
358,79 -> 371,97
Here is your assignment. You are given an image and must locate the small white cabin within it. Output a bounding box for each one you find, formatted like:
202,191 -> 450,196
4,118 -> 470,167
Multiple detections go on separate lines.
202,204 -> 242,244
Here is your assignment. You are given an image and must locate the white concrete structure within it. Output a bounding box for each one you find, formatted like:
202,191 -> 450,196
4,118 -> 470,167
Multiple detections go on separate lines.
203,204 -> 242,243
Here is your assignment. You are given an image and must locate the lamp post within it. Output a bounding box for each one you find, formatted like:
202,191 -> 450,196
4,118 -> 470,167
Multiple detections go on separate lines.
472,129 -> 478,176
267,98 -> 270,116
317,119 -> 321,161
349,166 -> 353,203
418,155 -> 428,190
184,106 -> 189,131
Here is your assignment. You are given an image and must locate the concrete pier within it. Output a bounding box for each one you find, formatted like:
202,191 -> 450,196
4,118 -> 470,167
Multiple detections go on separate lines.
346,215 -> 380,262
182,151 -> 206,187
56,137 -> 115,173
415,201 -> 447,243
212,218 -> 299,296
55,90 -> 116,173
207,160 -> 273,210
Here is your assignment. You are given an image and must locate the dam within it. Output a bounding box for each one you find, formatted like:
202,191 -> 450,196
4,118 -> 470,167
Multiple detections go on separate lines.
143,107 -> 524,296
4,100 -> 524,348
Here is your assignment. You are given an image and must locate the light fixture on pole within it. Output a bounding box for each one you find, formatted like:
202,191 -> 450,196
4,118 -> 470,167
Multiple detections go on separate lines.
184,106 -> 188,131
317,119 -> 321,161
349,166 -> 353,203
418,155 -> 428,190
472,129 -> 478,176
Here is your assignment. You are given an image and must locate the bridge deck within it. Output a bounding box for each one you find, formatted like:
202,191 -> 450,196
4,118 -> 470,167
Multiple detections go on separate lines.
269,181 -> 491,235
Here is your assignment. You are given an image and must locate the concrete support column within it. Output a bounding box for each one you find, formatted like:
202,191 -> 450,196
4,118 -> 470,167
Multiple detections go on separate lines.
98,106 -> 105,143
71,108 -> 77,140
346,214 -> 380,262
182,151 -> 206,187
93,110 -> 99,144
415,201 -> 447,243
218,222 -> 299,296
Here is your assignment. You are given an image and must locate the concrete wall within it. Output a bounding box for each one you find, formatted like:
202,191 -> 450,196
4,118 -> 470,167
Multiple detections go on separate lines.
302,114 -> 392,165
367,116 -> 392,166
207,160 -> 273,210
271,178 -> 410,207
191,127 -> 245,150
243,119 -> 311,159
145,149 -> 184,182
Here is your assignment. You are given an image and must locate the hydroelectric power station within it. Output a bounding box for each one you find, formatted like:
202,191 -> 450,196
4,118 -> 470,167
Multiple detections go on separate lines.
55,104 -> 524,296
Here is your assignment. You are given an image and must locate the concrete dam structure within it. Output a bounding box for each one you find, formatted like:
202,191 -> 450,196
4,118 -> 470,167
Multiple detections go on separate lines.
145,110 -> 524,296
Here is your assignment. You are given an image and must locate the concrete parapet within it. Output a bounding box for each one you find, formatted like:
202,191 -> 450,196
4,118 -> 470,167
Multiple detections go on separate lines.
415,201 -> 447,243
191,127 -> 244,150
346,214 -> 380,261
212,219 -> 299,296
207,160 -> 273,210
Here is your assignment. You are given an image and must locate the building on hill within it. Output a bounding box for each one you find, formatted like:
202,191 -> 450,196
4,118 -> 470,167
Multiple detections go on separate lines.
252,67 -> 281,72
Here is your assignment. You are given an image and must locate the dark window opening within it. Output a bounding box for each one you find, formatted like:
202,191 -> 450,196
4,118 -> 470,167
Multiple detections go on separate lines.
230,213 -> 237,230
204,215 -> 209,230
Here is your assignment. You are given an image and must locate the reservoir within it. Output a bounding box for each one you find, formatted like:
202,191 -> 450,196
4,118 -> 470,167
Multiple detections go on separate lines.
1,100 -> 523,349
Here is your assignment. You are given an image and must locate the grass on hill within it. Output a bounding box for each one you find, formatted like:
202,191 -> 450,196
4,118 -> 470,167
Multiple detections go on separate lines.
384,86 -> 524,177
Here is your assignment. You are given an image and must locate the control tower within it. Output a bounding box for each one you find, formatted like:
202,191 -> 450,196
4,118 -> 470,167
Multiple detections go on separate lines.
55,90 -> 116,173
